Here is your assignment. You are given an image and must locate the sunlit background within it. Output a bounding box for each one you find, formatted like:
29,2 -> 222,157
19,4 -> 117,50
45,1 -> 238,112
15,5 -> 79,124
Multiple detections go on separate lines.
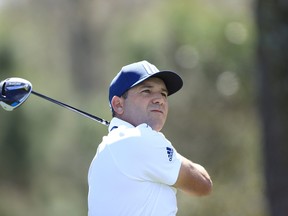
0,0 -> 268,215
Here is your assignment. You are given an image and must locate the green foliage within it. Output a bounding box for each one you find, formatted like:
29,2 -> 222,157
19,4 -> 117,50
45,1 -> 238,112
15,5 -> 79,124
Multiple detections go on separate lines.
0,0 -> 266,216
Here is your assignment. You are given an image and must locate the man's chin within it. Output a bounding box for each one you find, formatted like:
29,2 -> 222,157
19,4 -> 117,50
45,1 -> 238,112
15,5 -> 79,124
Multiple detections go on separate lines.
149,120 -> 165,132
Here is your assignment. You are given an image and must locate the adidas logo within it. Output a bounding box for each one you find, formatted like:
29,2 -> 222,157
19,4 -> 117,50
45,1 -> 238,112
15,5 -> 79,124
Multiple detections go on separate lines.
166,147 -> 173,161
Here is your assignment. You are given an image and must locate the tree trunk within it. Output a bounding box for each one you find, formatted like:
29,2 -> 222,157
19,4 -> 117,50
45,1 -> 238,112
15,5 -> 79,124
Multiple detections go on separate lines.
256,0 -> 288,215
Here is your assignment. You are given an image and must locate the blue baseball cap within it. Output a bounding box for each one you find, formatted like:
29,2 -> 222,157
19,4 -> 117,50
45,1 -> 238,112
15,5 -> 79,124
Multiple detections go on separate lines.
109,60 -> 183,106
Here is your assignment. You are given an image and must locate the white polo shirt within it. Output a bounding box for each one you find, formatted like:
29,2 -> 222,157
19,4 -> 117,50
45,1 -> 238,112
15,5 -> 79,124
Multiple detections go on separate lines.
88,118 -> 182,216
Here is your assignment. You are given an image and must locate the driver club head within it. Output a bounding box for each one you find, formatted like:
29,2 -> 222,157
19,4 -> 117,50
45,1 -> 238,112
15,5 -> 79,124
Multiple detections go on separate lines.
0,77 -> 32,111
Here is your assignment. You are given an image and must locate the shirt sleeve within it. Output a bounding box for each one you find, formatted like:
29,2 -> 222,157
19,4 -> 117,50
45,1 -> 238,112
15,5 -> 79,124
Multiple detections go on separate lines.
109,124 -> 182,186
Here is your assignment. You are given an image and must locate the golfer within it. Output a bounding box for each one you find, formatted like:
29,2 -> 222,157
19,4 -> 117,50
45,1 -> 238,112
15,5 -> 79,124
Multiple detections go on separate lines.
88,60 -> 212,216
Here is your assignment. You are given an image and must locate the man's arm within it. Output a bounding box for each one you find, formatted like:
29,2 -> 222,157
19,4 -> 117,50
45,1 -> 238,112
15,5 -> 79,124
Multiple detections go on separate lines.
173,155 -> 212,196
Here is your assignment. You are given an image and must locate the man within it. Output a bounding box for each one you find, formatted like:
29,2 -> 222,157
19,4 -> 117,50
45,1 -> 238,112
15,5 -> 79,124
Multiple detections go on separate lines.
88,60 -> 212,216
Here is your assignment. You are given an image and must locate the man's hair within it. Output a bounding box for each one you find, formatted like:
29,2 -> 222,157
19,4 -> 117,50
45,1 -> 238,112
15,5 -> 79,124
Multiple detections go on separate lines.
111,91 -> 128,117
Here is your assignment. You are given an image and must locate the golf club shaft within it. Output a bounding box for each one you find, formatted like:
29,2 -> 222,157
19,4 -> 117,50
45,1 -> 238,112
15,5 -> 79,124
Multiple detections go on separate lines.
31,91 -> 110,126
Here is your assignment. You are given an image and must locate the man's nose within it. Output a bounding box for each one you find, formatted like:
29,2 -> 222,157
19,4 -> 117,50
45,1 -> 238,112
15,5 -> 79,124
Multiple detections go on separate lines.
152,93 -> 165,104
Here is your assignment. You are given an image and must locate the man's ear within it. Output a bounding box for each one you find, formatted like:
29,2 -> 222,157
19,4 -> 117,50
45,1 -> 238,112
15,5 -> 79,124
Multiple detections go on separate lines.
111,96 -> 124,115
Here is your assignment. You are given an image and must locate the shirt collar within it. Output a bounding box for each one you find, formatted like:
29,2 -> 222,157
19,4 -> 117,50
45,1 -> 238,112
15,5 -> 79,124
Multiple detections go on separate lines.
108,117 -> 135,132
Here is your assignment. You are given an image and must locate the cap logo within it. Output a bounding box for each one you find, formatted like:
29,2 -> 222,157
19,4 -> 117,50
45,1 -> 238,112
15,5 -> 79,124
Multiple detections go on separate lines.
142,61 -> 159,75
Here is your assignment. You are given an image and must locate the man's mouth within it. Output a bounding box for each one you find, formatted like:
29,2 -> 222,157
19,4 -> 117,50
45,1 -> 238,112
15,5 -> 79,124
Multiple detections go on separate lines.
151,109 -> 163,114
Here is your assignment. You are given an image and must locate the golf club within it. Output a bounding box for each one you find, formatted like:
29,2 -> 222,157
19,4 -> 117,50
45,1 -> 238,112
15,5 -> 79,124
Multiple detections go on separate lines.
0,77 -> 110,126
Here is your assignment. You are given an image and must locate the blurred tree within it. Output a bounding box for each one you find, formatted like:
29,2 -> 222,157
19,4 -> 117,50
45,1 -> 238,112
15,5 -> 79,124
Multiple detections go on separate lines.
0,43 -> 31,187
0,44 -> 14,72
256,0 -> 288,215
0,111 -> 31,187
66,1 -> 102,93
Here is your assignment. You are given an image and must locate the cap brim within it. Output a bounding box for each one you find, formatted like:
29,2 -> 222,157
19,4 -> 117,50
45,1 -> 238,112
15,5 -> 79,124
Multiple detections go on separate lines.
131,70 -> 183,96
152,71 -> 183,96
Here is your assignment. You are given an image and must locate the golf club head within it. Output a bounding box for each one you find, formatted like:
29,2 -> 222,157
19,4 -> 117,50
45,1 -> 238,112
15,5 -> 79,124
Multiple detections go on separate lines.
0,77 -> 32,111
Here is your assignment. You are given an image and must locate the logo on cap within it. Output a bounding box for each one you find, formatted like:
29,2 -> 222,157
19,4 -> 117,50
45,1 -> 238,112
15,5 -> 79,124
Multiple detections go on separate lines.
142,61 -> 159,75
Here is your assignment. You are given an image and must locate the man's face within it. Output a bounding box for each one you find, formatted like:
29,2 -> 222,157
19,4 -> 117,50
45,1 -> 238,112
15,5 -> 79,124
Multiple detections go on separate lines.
119,77 -> 169,132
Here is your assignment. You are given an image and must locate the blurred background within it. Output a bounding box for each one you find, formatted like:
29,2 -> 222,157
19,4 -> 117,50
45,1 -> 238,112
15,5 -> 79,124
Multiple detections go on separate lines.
1,0 -> 288,215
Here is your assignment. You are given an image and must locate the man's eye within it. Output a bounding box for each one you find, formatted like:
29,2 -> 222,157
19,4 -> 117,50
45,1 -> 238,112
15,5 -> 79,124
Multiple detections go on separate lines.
162,93 -> 168,98
142,89 -> 151,93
